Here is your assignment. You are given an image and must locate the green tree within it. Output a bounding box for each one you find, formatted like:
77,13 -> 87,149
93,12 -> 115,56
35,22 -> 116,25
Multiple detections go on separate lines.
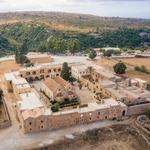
67,38 -> 80,54
89,49 -> 97,60
51,102 -> 60,112
113,61 -> 127,74
52,37 -> 66,53
103,50 -> 121,57
103,50 -> 113,57
15,39 -> 29,64
21,39 -> 28,55
61,62 -> 72,81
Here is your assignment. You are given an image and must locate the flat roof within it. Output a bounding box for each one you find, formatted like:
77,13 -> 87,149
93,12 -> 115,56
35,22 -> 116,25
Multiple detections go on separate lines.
79,98 -> 124,113
53,98 -> 126,115
18,92 -> 44,110
5,72 -> 28,85
16,83 -> 30,89
26,53 -> 50,59
72,65 -> 89,70
19,62 -> 82,72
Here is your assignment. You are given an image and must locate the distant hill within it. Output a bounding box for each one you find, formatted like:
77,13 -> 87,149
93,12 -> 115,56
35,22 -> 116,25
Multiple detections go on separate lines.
0,11 -> 150,32
0,12 -> 150,57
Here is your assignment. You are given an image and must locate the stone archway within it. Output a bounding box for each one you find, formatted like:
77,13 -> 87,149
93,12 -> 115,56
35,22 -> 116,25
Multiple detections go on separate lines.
40,75 -> 44,80
122,110 -> 126,116
26,77 -> 33,83
35,76 -> 39,81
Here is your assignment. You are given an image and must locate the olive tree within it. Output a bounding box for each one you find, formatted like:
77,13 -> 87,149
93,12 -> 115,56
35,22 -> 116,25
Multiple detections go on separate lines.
113,61 -> 127,74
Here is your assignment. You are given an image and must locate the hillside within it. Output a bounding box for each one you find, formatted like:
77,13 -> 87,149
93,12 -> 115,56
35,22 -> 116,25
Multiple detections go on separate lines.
0,11 -> 150,32
0,12 -> 150,56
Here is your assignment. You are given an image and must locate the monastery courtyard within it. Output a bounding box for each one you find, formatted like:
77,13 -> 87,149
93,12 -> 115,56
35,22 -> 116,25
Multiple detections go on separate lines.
0,54 -> 150,150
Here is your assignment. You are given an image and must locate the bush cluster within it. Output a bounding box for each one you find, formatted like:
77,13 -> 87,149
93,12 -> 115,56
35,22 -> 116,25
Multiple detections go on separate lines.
134,65 -> 149,74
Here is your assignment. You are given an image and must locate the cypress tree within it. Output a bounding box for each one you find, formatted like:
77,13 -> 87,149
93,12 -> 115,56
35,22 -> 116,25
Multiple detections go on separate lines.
61,62 -> 71,81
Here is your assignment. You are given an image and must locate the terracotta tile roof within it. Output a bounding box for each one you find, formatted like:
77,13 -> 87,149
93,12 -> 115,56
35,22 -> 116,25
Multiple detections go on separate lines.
43,78 -> 60,92
43,77 -> 71,93
54,76 -> 69,88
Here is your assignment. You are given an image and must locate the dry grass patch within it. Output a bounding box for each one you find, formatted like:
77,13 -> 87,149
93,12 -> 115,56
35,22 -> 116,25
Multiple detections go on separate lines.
0,60 -> 21,76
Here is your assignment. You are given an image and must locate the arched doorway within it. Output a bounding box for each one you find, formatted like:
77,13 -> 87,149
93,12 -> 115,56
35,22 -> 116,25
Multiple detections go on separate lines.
35,76 -> 39,81
122,110 -> 126,116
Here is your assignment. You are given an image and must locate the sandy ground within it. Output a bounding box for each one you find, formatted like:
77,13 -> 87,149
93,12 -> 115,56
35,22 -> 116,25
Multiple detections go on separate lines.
120,58 -> 150,70
0,60 -> 20,77
95,57 -> 150,83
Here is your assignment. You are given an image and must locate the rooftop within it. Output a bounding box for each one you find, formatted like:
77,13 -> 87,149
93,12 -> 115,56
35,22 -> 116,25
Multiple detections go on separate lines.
53,98 -> 126,115
54,76 -> 69,88
72,65 -> 89,71
5,72 -> 29,86
26,52 -> 50,59
43,78 -> 60,92
15,83 -> 31,90
22,108 -> 44,120
19,62 -> 82,72
18,91 -> 44,111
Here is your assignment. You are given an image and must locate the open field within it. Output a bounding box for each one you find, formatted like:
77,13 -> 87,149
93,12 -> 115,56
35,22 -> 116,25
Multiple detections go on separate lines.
33,124 -> 150,150
95,57 -> 150,83
119,58 -> 150,70
0,60 -> 20,77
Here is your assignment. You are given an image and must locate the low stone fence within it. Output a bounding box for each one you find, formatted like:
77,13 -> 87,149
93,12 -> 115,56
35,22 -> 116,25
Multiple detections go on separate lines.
135,115 -> 150,145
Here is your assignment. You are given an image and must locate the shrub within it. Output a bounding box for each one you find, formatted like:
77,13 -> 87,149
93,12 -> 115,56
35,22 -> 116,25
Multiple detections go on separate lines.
51,102 -> 60,112
51,100 -> 58,104
103,50 -> 121,57
134,65 -> 149,74
89,49 -> 97,60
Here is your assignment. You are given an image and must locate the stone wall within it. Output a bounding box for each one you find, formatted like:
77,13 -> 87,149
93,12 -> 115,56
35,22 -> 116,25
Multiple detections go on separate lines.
22,105 -> 126,133
0,98 -> 11,129
127,103 -> 150,116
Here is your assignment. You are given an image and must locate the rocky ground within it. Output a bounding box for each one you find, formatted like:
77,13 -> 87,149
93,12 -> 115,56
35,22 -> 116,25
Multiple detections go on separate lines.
33,124 -> 150,150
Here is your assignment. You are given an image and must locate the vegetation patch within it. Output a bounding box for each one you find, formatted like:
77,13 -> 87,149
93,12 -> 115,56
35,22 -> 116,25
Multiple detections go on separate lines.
134,65 -> 149,74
